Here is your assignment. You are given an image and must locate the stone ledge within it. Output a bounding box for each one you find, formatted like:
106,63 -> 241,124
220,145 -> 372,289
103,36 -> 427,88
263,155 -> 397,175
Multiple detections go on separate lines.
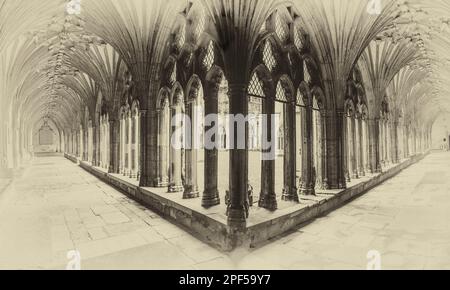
65,152 -> 427,251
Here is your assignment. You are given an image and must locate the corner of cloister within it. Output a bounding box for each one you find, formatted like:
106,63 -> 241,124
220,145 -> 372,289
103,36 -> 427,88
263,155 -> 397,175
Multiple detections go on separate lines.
1,0 -> 450,269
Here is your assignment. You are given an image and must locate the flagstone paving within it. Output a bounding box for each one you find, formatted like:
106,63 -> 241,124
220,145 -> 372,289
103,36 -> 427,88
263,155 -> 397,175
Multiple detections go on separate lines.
0,152 -> 449,270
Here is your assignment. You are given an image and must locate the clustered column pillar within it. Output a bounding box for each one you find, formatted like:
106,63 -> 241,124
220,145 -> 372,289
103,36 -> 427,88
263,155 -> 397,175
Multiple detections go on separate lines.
368,118 -> 381,173
93,125 -> 99,166
300,102 -> 315,195
259,94 -> 277,211
138,109 -> 149,186
227,83 -> 249,228
202,82 -> 220,208
393,121 -> 399,163
109,118 -> 120,173
282,102 -> 299,202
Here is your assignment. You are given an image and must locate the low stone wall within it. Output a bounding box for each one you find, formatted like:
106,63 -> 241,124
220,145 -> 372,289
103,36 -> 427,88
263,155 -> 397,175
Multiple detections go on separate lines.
66,152 -> 427,251
246,153 -> 427,248
64,153 -> 79,164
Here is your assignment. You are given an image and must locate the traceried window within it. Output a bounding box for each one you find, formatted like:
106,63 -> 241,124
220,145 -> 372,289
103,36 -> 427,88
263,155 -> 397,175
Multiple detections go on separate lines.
194,9 -> 205,40
294,28 -> 303,51
296,89 -> 305,106
276,82 -> 288,102
170,63 -> 177,85
203,41 -> 215,71
176,24 -> 186,49
260,21 -> 266,32
263,42 -> 277,72
313,96 -> 320,110
304,61 -> 311,83
248,73 -> 265,98
275,13 -> 287,42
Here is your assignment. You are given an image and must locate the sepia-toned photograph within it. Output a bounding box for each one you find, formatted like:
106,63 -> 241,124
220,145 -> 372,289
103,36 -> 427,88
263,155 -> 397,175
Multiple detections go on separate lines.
1,0 -> 450,275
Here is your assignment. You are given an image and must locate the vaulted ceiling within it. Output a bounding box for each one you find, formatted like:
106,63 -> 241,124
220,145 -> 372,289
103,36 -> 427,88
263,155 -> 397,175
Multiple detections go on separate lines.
0,0 -> 450,133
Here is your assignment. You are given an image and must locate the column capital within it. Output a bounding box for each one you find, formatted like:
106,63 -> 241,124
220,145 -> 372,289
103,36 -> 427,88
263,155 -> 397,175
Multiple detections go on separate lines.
227,83 -> 247,92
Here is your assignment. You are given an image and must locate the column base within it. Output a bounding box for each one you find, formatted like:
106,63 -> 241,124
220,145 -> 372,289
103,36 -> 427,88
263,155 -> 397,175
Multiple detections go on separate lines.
321,180 -> 330,190
168,184 -> 184,193
155,179 -> 169,188
281,188 -> 299,203
227,206 -> 247,228
299,187 -> 315,196
183,189 -> 200,199
202,190 -> 220,208
258,193 -> 278,211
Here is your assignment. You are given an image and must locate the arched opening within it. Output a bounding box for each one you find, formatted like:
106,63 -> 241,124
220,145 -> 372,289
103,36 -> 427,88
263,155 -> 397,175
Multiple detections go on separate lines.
157,90 -> 171,187
183,78 -> 205,199
87,119 -> 93,164
99,113 -> 110,170
168,85 -> 185,193
312,95 -> 323,188
217,77 -> 230,202
33,120 -> 58,153
119,104 -> 131,176
131,101 -> 140,180
295,88 -> 306,194
344,100 -> 356,182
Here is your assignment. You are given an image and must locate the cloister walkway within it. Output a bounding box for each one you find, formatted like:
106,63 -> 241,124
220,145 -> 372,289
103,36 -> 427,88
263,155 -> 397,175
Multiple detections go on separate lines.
0,152 -> 449,270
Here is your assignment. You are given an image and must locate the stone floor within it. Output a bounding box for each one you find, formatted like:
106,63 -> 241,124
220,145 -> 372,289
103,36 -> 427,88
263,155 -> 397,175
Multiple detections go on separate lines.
0,178 -> 11,195
0,152 -> 449,270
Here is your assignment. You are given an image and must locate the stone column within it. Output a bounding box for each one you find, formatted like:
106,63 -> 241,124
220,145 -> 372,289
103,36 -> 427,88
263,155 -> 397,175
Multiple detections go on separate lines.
300,103 -> 315,195
202,83 -> 220,208
227,83 -> 249,228
393,122 -> 399,163
259,94 -> 277,211
386,122 -> 391,164
139,105 -> 161,186
93,125 -> 99,166
183,101 -> 200,199
282,103 -> 298,202
109,119 -> 120,173
365,119 -> 370,173
368,118 -> 381,173
404,126 -> 409,157
168,106 -> 184,192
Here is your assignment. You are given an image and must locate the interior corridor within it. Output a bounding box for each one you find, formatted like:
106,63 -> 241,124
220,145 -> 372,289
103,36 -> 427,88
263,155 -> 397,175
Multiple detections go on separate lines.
1,151 -> 449,270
